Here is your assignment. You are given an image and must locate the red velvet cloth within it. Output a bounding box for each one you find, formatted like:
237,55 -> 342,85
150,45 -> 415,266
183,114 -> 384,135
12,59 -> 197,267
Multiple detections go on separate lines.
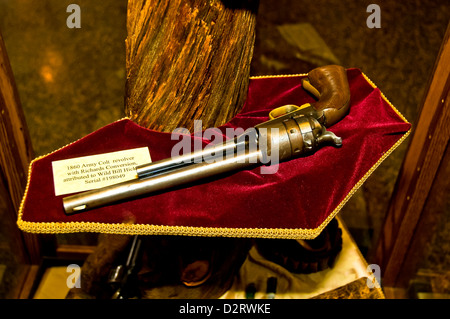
19,69 -> 410,234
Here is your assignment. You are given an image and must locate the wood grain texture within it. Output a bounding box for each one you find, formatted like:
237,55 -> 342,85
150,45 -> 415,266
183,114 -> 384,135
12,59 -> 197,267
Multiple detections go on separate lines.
125,0 -> 258,132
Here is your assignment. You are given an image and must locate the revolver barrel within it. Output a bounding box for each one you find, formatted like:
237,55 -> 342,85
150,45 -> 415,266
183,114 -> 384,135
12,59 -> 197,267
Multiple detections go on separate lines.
135,134 -> 249,179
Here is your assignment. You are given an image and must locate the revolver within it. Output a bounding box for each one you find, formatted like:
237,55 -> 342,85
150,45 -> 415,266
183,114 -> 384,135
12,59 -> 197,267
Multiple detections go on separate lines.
63,65 -> 350,215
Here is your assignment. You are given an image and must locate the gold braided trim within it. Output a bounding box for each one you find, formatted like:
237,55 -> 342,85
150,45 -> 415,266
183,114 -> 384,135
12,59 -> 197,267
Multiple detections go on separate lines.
17,74 -> 410,239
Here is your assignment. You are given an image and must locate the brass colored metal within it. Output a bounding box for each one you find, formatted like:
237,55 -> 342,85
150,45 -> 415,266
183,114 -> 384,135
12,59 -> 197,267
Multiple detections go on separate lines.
63,108 -> 342,215
269,104 -> 310,120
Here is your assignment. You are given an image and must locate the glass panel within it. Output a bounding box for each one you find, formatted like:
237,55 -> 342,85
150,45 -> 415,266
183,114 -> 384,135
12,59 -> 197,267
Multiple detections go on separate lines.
0,0 -> 128,247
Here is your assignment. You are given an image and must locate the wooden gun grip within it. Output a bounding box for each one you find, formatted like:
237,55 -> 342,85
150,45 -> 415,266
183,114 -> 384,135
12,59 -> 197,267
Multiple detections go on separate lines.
301,65 -> 350,127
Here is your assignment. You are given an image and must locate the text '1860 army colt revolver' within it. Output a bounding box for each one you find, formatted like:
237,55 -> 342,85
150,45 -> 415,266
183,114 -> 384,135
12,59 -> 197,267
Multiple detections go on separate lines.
63,65 -> 350,215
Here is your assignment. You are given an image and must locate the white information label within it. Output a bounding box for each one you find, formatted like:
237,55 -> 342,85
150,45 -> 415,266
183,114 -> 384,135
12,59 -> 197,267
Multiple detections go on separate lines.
52,147 -> 151,196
